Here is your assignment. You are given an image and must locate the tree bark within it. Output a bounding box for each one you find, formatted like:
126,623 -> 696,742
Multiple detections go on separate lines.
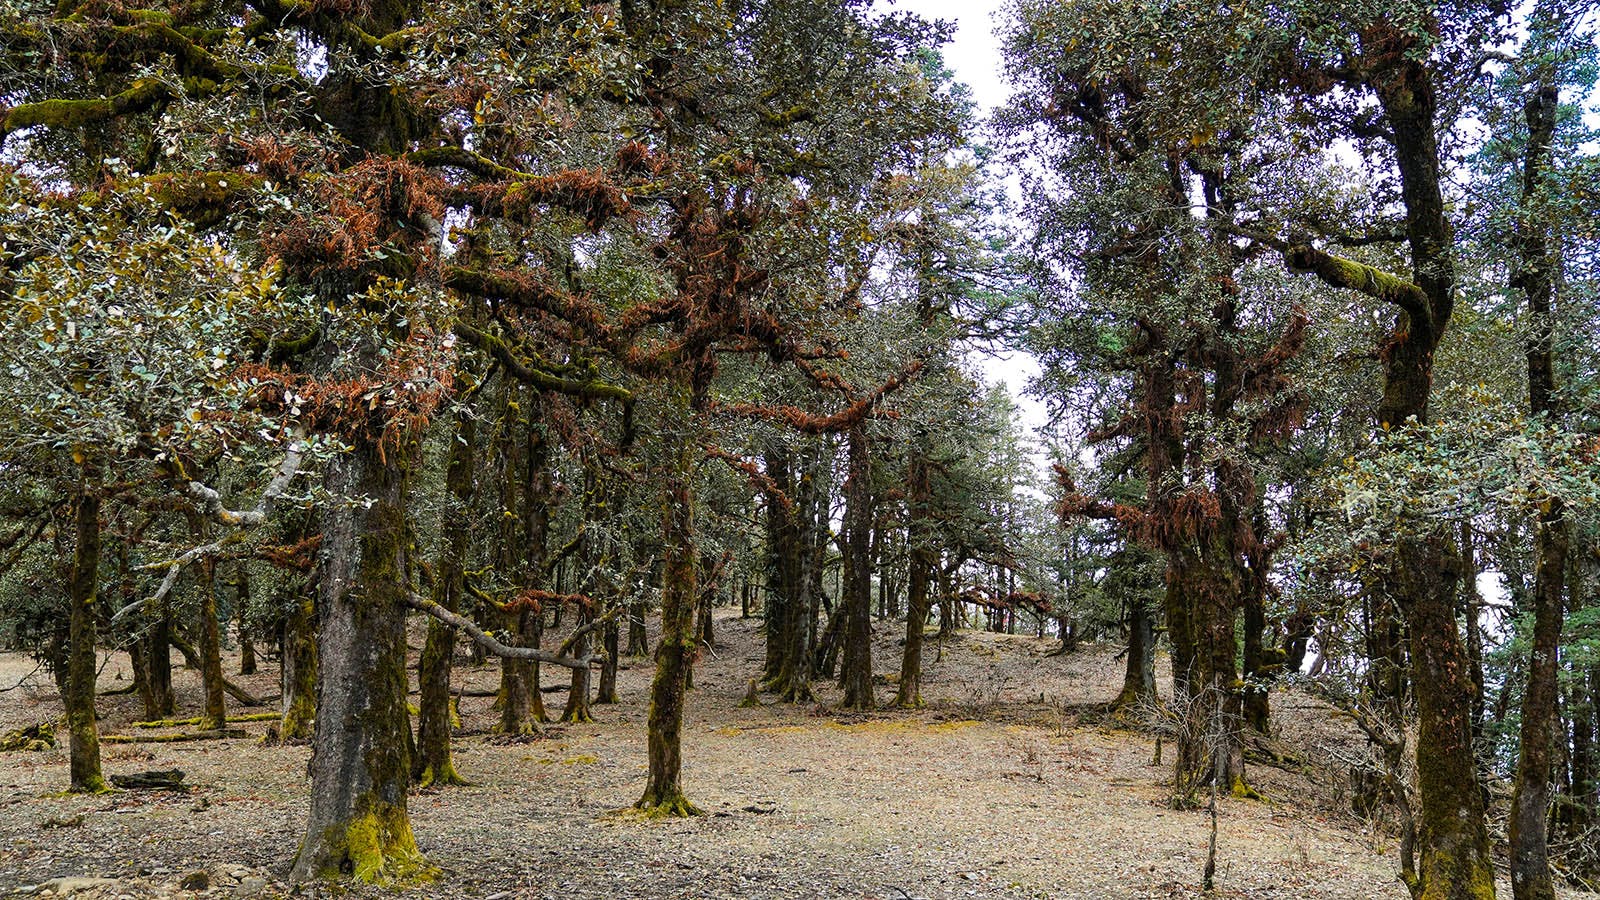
414,407 -> 475,787
837,423 -> 875,711
280,591 -> 317,741
1509,76 -> 1565,900
189,517 -> 227,732
1114,596 -> 1157,709
237,563 -> 257,676
636,395 -> 703,817
290,447 -> 429,884
66,486 -> 107,793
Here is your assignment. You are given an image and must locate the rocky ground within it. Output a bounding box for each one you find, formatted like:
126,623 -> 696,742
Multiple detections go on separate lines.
0,610 -> 1587,899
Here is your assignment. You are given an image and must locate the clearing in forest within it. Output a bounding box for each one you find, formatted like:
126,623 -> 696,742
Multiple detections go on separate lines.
0,611 -> 1564,899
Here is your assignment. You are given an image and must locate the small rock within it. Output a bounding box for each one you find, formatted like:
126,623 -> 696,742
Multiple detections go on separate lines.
231,876 -> 268,898
178,870 -> 211,891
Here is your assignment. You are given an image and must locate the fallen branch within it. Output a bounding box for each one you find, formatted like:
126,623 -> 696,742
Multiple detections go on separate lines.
132,712 -> 278,729
109,769 -> 187,790
101,728 -> 246,743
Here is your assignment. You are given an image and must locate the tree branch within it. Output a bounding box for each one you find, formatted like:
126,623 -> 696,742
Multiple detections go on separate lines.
405,593 -> 599,670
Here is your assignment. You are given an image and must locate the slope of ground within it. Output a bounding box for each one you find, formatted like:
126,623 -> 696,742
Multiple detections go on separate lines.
0,610 -> 1580,899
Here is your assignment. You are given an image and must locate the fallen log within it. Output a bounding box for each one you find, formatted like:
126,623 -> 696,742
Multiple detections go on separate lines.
109,769 -> 187,790
101,729 -> 246,744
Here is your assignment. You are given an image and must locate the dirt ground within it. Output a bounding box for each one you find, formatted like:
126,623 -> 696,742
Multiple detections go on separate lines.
0,610 -> 1587,899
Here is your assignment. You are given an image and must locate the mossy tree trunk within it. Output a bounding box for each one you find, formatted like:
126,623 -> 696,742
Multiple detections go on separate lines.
66,484 -> 108,794
280,592 -> 317,741
894,446 -> 933,710
237,562 -> 257,676
837,422 -> 875,711
560,602 -> 595,724
1114,596 -> 1157,710
762,445 -> 814,703
1509,75 -> 1565,900
1371,51 -> 1492,900
188,516 -> 227,732
414,407 -> 476,787
1170,540 -> 1245,802
290,445 -> 429,884
636,384 -> 702,817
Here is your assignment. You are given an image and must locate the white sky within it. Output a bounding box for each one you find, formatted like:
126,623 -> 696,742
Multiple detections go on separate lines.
886,0 -> 1057,460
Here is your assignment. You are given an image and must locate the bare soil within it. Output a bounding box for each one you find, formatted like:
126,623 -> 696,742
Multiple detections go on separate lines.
0,611 -> 1584,899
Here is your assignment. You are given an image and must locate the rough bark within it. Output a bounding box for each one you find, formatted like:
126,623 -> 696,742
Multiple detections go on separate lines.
1114,596 -> 1157,710
414,407 -> 475,788
290,446 -> 429,884
636,402 -> 703,817
66,487 -> 108,794
894,449 -> 933,710
1509,77 -> 1565,900
837,423 -> 875,711
279,592 -> 317,741
596,617 -> 620,704
189,517 -> 227,732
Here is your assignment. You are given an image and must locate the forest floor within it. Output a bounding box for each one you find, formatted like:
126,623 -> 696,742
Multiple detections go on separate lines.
1,610 -> 1591,900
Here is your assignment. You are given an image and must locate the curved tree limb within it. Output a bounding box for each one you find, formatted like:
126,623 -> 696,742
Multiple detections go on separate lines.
405,593 -> 599,670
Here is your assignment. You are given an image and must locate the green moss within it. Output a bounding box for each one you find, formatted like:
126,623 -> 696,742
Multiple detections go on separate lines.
623,791 -> 705,820
327,804 -> 435,886
415,763 -> 470,789
1228,777 -> 1264,801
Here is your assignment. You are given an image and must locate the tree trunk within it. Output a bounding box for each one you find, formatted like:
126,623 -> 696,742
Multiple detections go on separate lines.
596,617 -> 620,704
290,447 -> 429,884
1509,75 -> 1565,900
237,563 -> 257,676
66,486 -> 107,794
837,424 -> 875,711
1114,597 -> 1157,709
280,592 -> 317,741
142,607 -> 176,720
763,445 -> 813,703
628,599 -> 649,657
497,610 -> 545,733
189,518 -> 227,732
560,604 -> 594,724
1170,542 -> 1245,801
636,404 -> 702,817
414,407 -> 475,787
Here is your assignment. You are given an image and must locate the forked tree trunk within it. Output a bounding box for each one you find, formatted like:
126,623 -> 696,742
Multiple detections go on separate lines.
66,486 -> 107,794
290,448 -> 428,884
